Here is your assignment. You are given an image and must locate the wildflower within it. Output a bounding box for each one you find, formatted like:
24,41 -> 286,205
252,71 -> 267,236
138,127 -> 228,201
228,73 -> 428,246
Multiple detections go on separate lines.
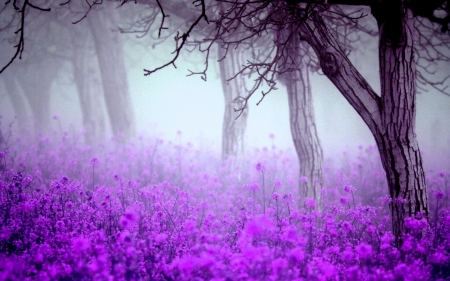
366,225 -> 376,235
304,198 -> 315,208
401,237 -> 413,252
0,151 -> 4,158
255,162 -> 263,171
90,157 -> 98,165
356,242 -> 373,259
288,247 -> 305,262
435,190 -> 444,200
124,209 -> 138,222
272,192 -> 281,200
344,184 -> 353,193
300,176 -> 308,183
61,176 -> 69,185
340,196 -> 348,205
72,237 -> 90,252
271,257 -> 288,275
342,221 -> 353,233
269,133 -> 275,139
274,180 -> 281,188
53,115 -> 59,120
249,183 -> 259,190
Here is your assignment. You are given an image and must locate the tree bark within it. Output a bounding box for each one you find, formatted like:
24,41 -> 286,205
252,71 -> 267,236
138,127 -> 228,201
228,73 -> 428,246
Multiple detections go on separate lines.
88,2 -> 136,141
19,59 -> 58,134
71,24 -> 107,144
218,45 -> 248,161
279,37 -> 324,210
374,2 -> 428,245
299,6 -> 428,246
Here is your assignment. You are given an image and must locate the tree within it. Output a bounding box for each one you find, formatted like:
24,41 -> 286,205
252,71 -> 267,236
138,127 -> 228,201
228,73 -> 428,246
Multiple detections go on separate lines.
278,35 -> 324,210
218,45 -> 249,161
136,0 -> 449,246
214,0 -> 449,246
86,2 -> 136,140
1,0 -> 136,141
70,23 -> 107,144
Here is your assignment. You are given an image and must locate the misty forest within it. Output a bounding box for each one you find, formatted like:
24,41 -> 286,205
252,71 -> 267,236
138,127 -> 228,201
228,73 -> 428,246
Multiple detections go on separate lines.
1,0 -> 450,280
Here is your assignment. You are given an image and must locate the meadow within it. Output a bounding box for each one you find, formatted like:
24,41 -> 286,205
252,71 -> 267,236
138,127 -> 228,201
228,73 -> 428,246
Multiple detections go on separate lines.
0,124 -> 449,280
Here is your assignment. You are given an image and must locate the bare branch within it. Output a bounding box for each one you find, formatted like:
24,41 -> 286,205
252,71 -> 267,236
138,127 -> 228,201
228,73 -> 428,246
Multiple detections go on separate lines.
143,0 -> 210,76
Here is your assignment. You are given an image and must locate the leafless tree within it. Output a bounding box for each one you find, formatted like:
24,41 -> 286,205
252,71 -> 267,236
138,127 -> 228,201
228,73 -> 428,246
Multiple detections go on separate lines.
137,0 -> 449,246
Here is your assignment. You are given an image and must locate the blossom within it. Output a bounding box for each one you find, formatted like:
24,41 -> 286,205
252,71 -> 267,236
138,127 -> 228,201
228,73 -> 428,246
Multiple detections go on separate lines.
249,183 -> 260,190
72,237 -> 90,252
274,180 -> 281,188
356,242 -> 373,259
340,196 -> 348,205
269,133 -> 275,139
300,176 -> 308,183
272,192 -> 281,200
90,157 -> 98,165
435,190 -> 445,200
304,198 -> 315,208
255,162 -> 263,171
344,184 -> 353,192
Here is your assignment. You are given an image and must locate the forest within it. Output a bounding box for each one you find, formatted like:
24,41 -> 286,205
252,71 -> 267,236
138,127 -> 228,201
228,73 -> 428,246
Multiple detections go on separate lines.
0,0 -> 450,280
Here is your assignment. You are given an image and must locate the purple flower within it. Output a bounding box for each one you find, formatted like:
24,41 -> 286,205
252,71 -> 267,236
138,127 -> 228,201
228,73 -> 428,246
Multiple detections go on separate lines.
344,184 -> 353,193
300,176 -> 308,183
356,242 -> 372,259
249,183 -> 260,190
274,180 -> 281,188
435,190 -> 445,200
340,196 -> 348,205
72,237 -> 90,252
272,192 -> 281,200
0,151 -> 4,158
304,198 -> 315,208
90,157 -> 98,165
269,133 -> 275,139
255,162 -> 263,171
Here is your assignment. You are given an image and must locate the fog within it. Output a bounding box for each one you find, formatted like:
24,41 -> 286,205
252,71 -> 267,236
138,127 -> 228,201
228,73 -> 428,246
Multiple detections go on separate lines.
1,14 -> 449,170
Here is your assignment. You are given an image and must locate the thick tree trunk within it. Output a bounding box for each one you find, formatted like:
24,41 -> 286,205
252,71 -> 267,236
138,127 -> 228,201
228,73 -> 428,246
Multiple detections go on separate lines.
218,45 -> 248,161
88,2 -> 135,141
71,25 -> 107,144
299,7 -> 428,246
280,39 -> 324,209
374,3 -> 428,245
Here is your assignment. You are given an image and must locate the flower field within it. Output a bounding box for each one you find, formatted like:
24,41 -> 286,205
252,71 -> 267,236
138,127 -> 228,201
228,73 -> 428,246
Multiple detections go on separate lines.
0,128 -> 449,280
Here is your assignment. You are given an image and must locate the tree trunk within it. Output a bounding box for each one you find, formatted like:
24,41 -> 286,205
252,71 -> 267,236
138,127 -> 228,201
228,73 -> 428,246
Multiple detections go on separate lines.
218,45 -> 248,161
374,3 -> 428,245
277,27 -> 324,209
299,7 -> 428,246
282,45 -> 324,210
19,59 -> 58,134
71,24 -> 107,144
88,2 -> 135,141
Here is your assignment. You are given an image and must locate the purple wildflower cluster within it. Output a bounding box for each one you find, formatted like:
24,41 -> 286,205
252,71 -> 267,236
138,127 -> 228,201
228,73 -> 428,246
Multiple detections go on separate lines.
0,130 -> 449,280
